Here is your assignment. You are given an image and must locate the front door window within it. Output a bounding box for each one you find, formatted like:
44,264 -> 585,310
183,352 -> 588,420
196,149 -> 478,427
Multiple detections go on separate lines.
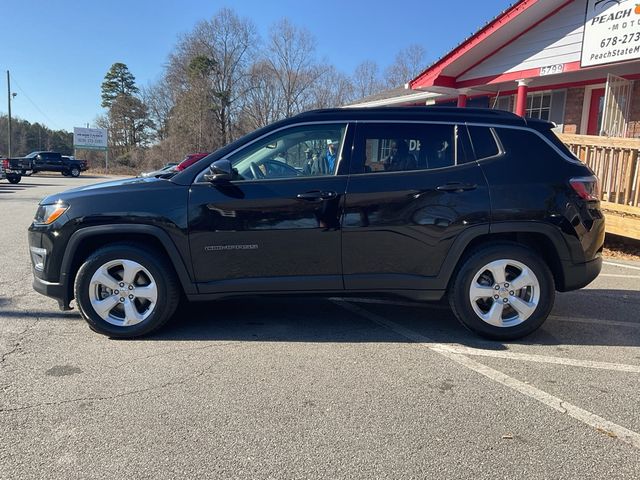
225,124 -> 347,180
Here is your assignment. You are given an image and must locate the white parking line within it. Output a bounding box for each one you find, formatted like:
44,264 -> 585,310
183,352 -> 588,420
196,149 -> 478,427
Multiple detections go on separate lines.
334,300 -> 640,450
603,261 -> 640,271
431,344 -> 640,373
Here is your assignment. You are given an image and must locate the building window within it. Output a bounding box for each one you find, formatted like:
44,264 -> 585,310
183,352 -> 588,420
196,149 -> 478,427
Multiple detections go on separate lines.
526,92 -> 552,121
492,95 -> 512,112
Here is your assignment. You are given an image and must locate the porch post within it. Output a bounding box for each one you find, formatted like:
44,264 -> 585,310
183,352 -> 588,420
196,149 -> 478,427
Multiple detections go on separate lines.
457,92 -> 468,108
515,79 -> 531,117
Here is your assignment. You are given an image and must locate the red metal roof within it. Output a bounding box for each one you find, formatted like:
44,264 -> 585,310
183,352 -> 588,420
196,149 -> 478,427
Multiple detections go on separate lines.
409,0 -> 572,90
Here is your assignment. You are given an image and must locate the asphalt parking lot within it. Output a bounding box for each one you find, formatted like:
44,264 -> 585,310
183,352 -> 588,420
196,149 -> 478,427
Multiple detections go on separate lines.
1,174 -> 639,479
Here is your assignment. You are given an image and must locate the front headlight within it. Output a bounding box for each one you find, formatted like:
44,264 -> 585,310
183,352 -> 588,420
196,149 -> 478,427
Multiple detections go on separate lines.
34,201 -> 69,225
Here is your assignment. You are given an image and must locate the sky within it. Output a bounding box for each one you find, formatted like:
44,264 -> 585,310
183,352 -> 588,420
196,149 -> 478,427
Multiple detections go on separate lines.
1,0 -> 514,132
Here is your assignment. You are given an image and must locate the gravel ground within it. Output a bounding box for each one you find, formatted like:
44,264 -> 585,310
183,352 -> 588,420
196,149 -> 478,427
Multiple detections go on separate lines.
603,234 -> 640,261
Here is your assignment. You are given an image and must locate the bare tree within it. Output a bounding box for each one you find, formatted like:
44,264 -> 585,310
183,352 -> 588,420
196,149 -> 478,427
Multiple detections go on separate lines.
384,44 -> 427,88
266,19 -> 327,117
166,8 -> 257,149
310,65 -> 354,109
141,79 -> 175,142
240,60 -> 285,130
352,60 -> 383,99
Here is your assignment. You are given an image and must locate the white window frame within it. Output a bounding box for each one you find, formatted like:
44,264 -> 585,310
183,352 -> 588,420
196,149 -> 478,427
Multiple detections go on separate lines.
526,91 -> 553,121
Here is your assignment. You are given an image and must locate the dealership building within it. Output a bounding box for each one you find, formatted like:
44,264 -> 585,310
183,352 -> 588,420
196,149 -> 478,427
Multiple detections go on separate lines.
358,0 -> 640,138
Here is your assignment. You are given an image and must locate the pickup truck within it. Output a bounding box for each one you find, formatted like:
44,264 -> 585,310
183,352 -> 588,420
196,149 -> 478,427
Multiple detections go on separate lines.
0,159 -> 22,183
7,151 -> 87,177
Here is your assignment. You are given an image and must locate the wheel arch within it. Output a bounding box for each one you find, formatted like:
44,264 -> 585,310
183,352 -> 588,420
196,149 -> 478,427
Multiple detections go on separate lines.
441,222 -> 572,292
62,225 -> 196,303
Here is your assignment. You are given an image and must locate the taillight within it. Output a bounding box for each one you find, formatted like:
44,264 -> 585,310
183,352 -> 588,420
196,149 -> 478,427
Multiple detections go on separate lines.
570,176 -> 600,201
1,159 -> 8,169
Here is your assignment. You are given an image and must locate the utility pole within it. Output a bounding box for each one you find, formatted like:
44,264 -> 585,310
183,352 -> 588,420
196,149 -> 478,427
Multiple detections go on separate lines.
7,70 -> 12,158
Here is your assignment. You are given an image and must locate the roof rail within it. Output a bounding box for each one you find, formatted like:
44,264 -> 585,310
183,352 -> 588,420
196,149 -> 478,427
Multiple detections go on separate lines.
303,106 -> 520,119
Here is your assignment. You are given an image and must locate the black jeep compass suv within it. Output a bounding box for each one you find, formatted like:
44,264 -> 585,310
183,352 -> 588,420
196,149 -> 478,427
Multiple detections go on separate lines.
28,107 -> 604,339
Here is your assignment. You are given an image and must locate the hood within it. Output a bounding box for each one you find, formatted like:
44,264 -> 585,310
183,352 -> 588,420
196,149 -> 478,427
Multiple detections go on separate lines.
39,176 -> 169,205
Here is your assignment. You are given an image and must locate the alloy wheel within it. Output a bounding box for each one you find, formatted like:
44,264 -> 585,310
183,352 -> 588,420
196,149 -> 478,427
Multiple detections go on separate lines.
468,259 -> 540,328
88,259 -> 158,327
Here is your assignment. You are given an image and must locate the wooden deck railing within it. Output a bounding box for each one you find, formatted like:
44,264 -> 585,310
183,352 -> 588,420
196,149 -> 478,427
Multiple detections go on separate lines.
557,133 -> 640,207
557,133 -> 640,240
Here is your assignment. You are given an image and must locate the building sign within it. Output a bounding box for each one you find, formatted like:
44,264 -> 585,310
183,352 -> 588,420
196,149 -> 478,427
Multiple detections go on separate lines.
73,127 -> 108,150
582,0 -> 640,67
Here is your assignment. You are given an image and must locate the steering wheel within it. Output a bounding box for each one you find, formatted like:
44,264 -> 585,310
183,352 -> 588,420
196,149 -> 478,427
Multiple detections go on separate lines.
250,162 -> 265,179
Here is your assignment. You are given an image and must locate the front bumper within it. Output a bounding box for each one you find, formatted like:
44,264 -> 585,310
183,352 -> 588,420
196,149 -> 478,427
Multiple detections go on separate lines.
558,255 -> 602,292
29,226 -> 72,311
32,275 -> 72,311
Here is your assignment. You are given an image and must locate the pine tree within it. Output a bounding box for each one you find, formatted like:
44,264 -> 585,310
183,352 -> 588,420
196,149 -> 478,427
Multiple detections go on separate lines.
101,63 -> 139,108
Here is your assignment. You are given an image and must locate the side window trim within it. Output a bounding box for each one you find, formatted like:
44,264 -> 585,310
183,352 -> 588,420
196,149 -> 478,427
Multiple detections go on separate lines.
464,121 -> 582,166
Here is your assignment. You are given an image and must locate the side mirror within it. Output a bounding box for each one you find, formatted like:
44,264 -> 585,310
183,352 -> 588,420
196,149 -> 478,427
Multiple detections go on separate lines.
204,159 -> 233,183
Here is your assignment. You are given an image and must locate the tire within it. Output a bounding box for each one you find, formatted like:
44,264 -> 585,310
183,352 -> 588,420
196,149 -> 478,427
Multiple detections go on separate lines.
448,243 -> 555,340
7,175 -> 21,184
74,244 -> 180,338
70,167 -> 80,177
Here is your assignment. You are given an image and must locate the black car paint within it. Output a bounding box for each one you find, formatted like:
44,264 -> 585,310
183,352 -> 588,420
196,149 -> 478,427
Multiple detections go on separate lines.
28,107 -> 604,310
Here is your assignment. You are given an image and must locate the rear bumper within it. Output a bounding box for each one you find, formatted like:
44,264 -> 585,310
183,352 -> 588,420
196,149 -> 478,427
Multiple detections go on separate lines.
558,255 -> 602,292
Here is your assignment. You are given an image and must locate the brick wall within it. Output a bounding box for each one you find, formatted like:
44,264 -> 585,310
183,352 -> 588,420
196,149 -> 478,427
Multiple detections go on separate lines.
562,88 -> 585,134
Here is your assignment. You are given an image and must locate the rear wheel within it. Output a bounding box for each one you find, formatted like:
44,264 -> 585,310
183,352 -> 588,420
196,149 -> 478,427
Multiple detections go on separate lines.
74,244 -> 180,338
449,243 -> 555,340
7,175 -> 21,184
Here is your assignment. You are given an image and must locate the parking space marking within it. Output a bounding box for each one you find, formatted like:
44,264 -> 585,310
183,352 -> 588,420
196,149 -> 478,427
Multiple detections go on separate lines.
334,300 -> 640,450
603,261 -> 640,271
431,344 -> 640,373
550,315 -> 640,329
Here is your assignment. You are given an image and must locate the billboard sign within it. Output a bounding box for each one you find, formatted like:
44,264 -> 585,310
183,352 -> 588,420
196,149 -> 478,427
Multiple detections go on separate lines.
582,0 -> 640,67
73,127 -> 108,150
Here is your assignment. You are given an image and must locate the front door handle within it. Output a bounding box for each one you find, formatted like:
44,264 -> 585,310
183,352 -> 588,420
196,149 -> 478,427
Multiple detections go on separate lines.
296,190 -> 337,201
436,182 -> 477,193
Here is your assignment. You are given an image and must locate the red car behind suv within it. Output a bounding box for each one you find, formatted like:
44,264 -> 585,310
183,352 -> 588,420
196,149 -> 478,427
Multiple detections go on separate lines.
175,153 -> 210,172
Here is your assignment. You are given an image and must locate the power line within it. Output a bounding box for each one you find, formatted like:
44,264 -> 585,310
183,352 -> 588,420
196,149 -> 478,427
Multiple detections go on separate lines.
9,72 -> 65,131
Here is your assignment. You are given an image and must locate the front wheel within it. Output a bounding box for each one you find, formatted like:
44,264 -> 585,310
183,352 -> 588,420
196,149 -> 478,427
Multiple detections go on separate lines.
448,244 -> 555,340
74,244 -> 180,338
70,167 -> 80,177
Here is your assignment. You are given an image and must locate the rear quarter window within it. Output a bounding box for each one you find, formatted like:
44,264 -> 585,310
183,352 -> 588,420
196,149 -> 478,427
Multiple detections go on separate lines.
493,128 -> 561,162
467,126 -> 500,160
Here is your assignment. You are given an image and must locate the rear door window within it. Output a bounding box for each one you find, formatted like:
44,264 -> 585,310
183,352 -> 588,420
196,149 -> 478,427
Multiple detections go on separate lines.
353,123 -> 467,174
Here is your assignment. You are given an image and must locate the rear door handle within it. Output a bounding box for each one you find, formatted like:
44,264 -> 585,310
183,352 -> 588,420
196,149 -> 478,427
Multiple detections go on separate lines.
436,182 -> 477,193
296,190 -> 337,201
